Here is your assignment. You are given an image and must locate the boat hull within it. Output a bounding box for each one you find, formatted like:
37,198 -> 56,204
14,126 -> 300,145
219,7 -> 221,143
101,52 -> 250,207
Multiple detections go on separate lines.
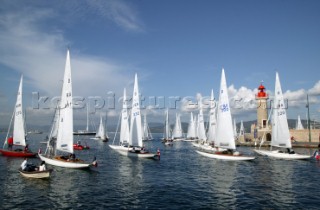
38,154 -> 91,169
164,141 -> 173,146
109,144 -> 133,152
182,139 -> 197,142
19,169 -> 52,179
192,143 -> 225,152
253,149 -> 311,160
73,144 -> 90,150
196,150 -> 255,161
109,145 -> 157,159
73,132 -> 96,135
173,138 -> 185,141
0,149 -> 37,158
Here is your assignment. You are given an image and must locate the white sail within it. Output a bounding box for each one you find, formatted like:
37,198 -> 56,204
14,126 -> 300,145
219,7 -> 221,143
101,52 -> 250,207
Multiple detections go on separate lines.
198,99 -> 207,141
96,115 -> 106,140
296,115 -> 304,130
172,113 -> 183,139
233,119 -> 237,138
86,105 -> 89,132
207,89 -> 216,142
56,49 -> 74,154
142,113 -> 153,140
164,109 -> 171,139
50,104 -> 60,140
129,74 -> 143,147
142,114 -> 147,140
271,72 -> 291,148
215,69 -> 236,150
120,88 -> 130,144
187,112 -> 196,139
239,120 -> 245,137
13,75 -> 26,146
194,115 -> 198,139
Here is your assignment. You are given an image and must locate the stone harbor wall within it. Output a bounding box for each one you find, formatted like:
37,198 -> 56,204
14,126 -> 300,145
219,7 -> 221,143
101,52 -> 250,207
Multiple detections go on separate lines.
241,129 -> 320,143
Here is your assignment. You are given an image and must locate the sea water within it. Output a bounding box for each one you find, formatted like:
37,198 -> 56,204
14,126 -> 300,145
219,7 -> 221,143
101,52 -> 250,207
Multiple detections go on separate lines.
0,133 -> 319,209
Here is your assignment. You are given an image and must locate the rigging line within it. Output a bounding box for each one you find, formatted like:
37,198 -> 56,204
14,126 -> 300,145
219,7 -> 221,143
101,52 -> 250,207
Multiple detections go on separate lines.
112,110 -> 122,145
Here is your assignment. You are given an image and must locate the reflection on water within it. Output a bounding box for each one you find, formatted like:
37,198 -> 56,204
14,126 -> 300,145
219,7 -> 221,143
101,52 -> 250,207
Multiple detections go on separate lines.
118,158 -> 144,207
48,169 -> 81,209
269,160 -> 295,208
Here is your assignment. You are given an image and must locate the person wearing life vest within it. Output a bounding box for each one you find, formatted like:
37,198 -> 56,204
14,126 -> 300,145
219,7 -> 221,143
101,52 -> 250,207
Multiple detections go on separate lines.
8,136 -> 13,150
24,144 -> 29,152
315,149 -> 320,160
157,148 -> 161,160
316,142 -> 320,160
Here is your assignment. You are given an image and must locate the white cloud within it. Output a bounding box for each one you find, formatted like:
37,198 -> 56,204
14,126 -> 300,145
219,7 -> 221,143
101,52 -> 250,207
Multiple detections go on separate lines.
308,81 -> 320,96
69,0 -> 144,32
0,7 -> 133,102
98,0 -> 144,32
0,4 -> 143,127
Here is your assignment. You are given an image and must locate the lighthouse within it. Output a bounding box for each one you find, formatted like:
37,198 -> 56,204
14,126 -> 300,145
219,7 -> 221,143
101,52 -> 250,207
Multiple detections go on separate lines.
256,82 -> 269,130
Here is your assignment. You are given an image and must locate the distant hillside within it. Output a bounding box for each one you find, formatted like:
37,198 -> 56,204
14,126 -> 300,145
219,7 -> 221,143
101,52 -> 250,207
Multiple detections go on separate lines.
148,119 -> 319,134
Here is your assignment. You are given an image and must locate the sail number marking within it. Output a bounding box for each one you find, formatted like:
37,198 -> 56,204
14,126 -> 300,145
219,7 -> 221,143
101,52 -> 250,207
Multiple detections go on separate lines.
221,104 -> 229,112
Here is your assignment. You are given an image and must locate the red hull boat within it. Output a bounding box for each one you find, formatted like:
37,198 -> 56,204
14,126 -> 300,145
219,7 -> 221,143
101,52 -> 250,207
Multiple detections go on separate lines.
0,149 -> 37,157
73,144 -> 90,150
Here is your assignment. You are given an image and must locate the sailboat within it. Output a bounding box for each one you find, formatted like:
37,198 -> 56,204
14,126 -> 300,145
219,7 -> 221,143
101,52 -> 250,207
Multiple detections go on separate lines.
207,89 -> 216,144
296,115 -> 304,130
91,115 -> 109,142
233,119 -> 238,140
171,113 -> 184,141
0,75 -> 37,157
38,49 -> 96,168
254,72 -> 311,160
195,90 -> 217,151
142,113 -> 153,141
192,98 -> 209,148
184,112 -> 197,141
110,74 -> 158,159
73,104 -> 96,135
109,88 -> 132,152
162,109 -> 173,145
238,120 -> 245,141
196,69 -> 255,161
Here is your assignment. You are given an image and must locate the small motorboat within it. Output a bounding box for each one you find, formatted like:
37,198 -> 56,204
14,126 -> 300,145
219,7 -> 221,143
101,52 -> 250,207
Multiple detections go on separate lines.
73,141 -> 90,150
19,168 -> 53,179
73,144 -> 90,150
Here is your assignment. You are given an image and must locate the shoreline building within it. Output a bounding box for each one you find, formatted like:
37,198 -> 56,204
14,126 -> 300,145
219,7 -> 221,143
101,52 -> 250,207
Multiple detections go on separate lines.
246,82 -> 319,143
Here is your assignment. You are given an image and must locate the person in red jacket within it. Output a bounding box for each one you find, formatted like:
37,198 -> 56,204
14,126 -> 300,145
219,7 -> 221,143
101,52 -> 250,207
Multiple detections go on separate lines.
7,136 -> 13,150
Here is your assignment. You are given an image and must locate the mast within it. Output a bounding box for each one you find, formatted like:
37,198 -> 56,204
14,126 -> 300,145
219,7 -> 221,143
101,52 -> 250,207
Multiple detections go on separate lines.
86,104 -> 89,132
307,94 -> 311,142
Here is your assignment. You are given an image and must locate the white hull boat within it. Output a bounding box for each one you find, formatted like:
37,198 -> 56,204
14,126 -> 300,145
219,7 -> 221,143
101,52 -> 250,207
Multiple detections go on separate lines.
253,149 -> 311,160
109,144 -> 133,152
164,140 -> 173,146
183,139 -> 197,142
109,145 -> 157,158
254,73 -> 311,160
196,150 -> 255,161
19,168 -> 53,179
109,75 -> 158,159
40,50 -> 96,169
39,154 -> 91,169
197,69 -> 255,161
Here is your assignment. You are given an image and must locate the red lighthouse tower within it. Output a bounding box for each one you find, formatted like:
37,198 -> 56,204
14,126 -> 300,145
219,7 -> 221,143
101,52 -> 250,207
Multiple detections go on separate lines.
255,82 -> 269,130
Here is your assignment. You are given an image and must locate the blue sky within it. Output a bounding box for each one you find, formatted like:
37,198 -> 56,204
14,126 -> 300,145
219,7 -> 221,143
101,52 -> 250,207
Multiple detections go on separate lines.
0,0 -> 320,128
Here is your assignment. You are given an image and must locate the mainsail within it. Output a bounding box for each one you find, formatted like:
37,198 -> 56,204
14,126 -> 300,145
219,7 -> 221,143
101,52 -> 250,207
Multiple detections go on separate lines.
271,72 -> 291,148
13,75 -> 26,146
129,74 -> 143,147
56,49 -> 74,154
215,69 -> 236,150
